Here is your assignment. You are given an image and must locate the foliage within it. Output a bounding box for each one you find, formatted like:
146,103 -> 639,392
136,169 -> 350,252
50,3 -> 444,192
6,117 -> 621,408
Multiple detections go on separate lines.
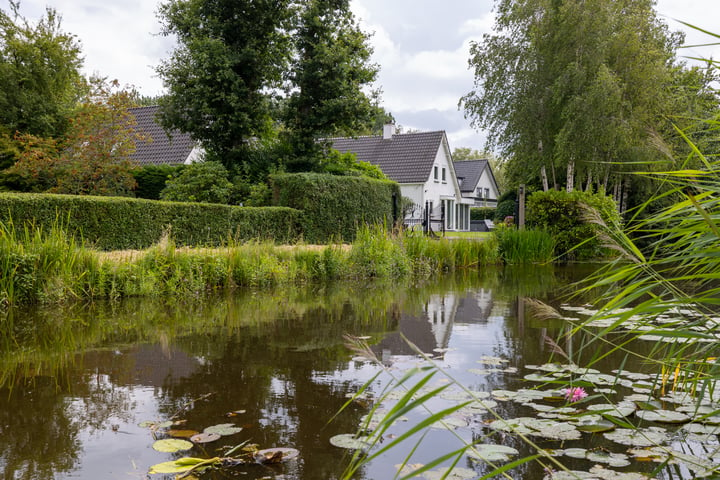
460,0 -> 718,206
526,189 -> 621,260
494,189 -> 517,222
0,192 -> 302,251
470,207 -> 495,221
283,0 -> 378,165
494,225 -> 555,264
4,79 -> 143,196
271,172 -> 400,242
0,2 -> 84,145
157,0 -> 294,169
0,221 -> 501,306
160,161 -> 234,204
318,149 -> 386,179
133,164 -> 183,200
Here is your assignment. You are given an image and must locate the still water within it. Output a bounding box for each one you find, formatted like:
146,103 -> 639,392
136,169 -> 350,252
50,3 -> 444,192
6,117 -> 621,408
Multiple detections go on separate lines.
0,266 -> 709,479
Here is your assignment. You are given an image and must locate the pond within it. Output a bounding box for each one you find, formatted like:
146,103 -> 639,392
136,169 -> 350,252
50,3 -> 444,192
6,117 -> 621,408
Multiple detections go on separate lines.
0,265 -> 716,479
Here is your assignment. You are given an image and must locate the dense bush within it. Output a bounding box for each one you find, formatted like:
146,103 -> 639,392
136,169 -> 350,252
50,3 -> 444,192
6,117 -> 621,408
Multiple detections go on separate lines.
526,189 -> 621,260
133,164 -> 183,200
160,161 -> 234,204
271,173 -> 401,243
0,193 -> 301,250
494,189 -> 517,222
471,207 -> 495,221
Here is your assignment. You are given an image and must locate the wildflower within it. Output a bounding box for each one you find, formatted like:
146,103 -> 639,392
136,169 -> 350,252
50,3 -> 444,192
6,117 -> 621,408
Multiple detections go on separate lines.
564,386 -> 588,402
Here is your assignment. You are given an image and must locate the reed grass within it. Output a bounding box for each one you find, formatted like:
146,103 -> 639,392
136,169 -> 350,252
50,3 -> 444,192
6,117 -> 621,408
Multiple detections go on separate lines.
0,222 -> 503,308
495,226 -> 555,264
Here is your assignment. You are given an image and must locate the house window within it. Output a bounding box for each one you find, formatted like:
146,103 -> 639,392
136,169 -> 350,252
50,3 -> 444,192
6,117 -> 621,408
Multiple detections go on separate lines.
434,166 -> 438,181
441,168 -> 446,182
484,188 -> 490,200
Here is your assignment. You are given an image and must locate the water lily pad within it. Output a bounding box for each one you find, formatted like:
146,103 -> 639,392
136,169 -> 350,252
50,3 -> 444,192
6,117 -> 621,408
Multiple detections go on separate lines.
329,433 -> 372,450
587,401 -> 636,418
425,466 -> 477,480
573,416 -> 616,433
167,429 -> 200,438
489,417 -> 581,440
430,416 -> 468,430
603,427 -> 669,446
152,438 -> 194,453
253,447 -> 299,464
467,444 -> 519,462
190,432 -> 221,443
148,457 -> 207,474
203,423 -> 243,436
635,409 -> 691,424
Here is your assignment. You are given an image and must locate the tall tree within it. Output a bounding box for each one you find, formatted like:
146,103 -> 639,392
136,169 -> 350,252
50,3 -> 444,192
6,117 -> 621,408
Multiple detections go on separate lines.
460,0 -> 711,208
0,1 -> 84,166
156,0 -> 294,169
284,0 -> 378,170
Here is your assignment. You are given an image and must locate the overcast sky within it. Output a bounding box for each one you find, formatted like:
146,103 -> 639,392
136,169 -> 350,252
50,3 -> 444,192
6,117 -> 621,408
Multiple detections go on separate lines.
13,0 -> 720,152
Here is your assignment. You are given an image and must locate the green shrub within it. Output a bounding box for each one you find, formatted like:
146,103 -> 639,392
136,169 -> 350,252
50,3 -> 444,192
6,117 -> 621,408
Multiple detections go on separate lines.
271,172 -> 401,243
133,164 -> 183,200
471,207 -> 495,221
0,192 -> 302,250
526,189 -> 620,260
160,161 -> 234,204
493,189 -> 518,222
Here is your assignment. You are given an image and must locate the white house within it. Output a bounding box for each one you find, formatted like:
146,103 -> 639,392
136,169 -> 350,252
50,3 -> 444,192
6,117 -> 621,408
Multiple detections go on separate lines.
453,159 -> 501,208
331,126 -> 474,232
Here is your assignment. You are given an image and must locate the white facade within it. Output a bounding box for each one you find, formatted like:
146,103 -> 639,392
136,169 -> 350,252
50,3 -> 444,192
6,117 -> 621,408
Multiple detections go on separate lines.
403,141 -> 473,231
471,167 -> 500,207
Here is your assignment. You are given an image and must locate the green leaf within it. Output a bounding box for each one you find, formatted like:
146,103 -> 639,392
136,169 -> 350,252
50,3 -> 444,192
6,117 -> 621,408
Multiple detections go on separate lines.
152,438 -> 194,453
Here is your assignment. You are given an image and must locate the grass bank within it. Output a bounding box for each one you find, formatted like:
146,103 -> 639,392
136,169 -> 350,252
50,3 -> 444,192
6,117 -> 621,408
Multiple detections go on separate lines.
0,224 -> 503,307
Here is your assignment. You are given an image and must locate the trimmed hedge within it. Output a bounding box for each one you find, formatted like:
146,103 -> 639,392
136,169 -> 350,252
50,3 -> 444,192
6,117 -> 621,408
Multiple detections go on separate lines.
526,189 -> 621,260
0,193 -> 302,250
271,173 -> 401,243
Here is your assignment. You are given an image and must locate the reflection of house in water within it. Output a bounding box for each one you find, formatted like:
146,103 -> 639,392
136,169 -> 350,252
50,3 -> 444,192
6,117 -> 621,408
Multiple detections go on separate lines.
371,289 -> 496,361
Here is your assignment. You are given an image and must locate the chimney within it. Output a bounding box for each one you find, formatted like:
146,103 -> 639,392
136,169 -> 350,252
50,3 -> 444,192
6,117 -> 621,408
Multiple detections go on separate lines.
383,123 -> 394,140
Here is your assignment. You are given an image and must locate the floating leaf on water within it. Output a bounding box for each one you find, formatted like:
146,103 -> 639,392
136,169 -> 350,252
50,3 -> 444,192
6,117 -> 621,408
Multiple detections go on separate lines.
139,420 -> 156,429
587,402 -> 636,418
489,417 -> 581,441
562,448 -> 587,459
329,433 -> 372,450
203,423 -> 243,436
603,427 -> 669,447
157,421 -> 174,429
190,432 -> 221,444
395,463 -> 425,476
430,416 -> 468,430
477,355 -> 509,365
253,447 -> 299,464
425,466 -> 477,480
167,429 -> 200,439
524,373 -> 563,383
573,415 -> 616,433
544,465 -> 648,480
635,409 -> 691,424
148,457 -> 207,474
440,391 -> 471,401
585,450 -> 631,467
491,390 -> 517,401
152,438 -> 194,453
467,444 -> 519,462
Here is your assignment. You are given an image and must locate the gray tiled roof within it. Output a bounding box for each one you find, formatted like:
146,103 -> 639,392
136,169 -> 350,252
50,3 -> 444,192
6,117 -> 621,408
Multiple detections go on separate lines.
453,159 -> 488,193
128,106 -> 197,166
330,131 -> 445,183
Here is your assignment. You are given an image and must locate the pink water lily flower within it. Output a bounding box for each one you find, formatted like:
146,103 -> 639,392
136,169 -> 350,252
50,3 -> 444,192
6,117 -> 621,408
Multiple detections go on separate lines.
564,386 -> 588,402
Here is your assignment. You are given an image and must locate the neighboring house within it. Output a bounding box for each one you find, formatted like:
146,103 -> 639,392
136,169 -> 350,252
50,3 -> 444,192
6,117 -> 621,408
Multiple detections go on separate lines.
331,125 -> 473,231
453,159 -> 501,208
128,106 -> 203,166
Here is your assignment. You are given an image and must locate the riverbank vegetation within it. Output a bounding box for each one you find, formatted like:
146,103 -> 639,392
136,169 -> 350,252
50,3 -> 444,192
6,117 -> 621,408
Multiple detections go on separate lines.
0,223 -> 503,308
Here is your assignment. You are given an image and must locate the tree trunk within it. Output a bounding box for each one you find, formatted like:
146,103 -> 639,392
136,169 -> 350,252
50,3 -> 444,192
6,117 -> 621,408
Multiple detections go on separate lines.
566,161 -> 575,192
620,177 -> 631,213
541,165 -> 549,192
602,168 -> 609,193
585,171 -> 592,192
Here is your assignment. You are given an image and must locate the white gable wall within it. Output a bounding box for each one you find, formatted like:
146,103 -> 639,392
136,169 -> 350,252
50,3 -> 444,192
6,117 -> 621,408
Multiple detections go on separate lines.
472,167 -> 500,206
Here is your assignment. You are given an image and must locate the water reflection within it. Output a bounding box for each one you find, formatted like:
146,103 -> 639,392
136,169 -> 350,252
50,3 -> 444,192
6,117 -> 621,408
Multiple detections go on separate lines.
0,266 -> 608,480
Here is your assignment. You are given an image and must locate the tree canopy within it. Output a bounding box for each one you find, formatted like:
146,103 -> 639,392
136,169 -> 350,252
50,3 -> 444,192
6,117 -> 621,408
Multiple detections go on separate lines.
460,0 -> 719,209
0,1 -> 85,166
156,0 -> 379,176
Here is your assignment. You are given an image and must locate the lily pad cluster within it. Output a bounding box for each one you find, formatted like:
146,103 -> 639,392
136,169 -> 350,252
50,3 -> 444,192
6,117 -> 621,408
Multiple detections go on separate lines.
342,352 -> 720,479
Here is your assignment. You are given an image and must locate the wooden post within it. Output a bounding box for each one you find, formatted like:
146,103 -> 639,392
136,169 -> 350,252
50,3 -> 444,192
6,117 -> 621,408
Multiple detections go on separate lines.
518,184 -> 526,230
